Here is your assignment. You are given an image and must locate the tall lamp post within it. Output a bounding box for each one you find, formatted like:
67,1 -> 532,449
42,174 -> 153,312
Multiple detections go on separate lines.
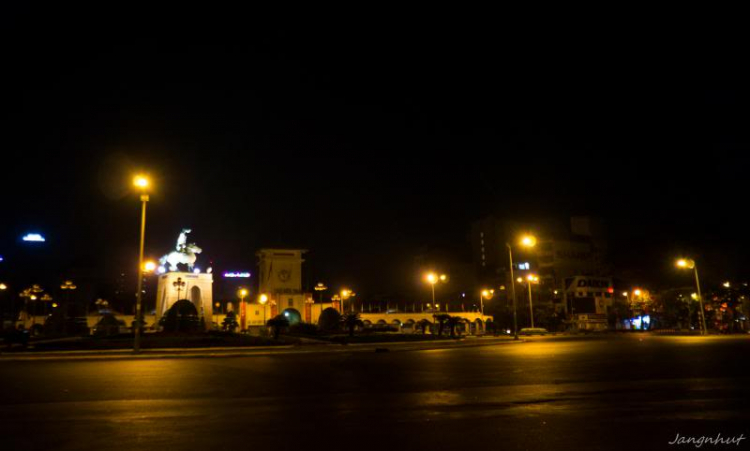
238,288 -> 248,331
314,282 -> 328,304
424,272 -> 447,312
506,234 -> 536,339
259,294 -> 268,328
60,280 -> 77,333
525,274 -> 539,328
676,258 -> 707,335
133,174 -> 150,353
480,289 -> 494,316
340,289 -> 354,313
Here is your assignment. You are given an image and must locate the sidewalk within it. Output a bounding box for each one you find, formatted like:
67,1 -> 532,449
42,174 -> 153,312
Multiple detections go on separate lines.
0,336 -> 521,362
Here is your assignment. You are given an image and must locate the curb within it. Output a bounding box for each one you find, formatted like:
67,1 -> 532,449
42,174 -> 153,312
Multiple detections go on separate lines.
0,338 -> 523,362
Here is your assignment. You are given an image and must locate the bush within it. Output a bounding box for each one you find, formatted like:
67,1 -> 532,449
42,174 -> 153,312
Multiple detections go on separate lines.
318,308 -> 342,332
160,300 -> 202,333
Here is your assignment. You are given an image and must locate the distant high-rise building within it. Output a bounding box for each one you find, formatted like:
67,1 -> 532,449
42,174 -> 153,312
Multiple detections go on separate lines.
470,215 -> 610,316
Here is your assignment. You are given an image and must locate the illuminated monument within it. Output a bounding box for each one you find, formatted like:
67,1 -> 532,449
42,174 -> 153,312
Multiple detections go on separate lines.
257,249 -> 314,323
155,229 -> 213,330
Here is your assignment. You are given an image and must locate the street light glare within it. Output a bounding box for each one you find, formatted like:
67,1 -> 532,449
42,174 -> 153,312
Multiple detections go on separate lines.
143,261 -> 157,273
259,294 -> 268,304
676,258 -> 695,269
520,235 -> 537,248
133,175 -> 150,189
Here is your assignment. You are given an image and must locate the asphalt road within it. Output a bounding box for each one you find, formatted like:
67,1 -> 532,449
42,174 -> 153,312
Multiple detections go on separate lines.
1,335 -> 748,451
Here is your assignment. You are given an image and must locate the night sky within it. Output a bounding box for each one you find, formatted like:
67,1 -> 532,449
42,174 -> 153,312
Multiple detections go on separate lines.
3,8 -> 749,296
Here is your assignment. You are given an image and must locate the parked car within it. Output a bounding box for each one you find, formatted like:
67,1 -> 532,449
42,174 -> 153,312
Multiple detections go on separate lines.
519,327 -> 549,336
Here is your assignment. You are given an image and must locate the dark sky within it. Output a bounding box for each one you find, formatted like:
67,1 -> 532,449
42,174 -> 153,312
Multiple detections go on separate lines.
2,8 -> 749,295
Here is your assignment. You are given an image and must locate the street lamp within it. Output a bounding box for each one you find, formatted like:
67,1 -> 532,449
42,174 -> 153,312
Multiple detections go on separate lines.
238,288 -> 248,331
676,258 -> 707,335
506,234 -> 536,339
173,277 -> 186,300
480,289 -> 494,316
424,272 -> 447,312
60,280 -> 77,331
314,282 -> 328,305
133,174 -> 150,353
259,294 -> 268,327
525,274 -> 539,328
143,260 -> 157,273
340,289 -> 354,313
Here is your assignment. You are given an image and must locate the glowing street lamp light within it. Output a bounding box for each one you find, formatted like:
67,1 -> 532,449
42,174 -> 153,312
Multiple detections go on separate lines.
259,294 -> 269,325
133,174 -> 151,353
675,258 -> 707,335
143,261 -> 157,273
314,282 -> 328,304
340,289 -> 355,312
506,234 -> 536,340
526,274 -> 539,328
479,289 -> 494,316
238,288 -> 249,331
424,272 -> 447,312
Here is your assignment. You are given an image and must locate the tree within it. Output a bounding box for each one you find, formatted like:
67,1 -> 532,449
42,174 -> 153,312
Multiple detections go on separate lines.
340,312 -> 362,337
433,314 -> 450,337
267,315 -> 289,339
318,307 -> 342,332
222,311 -> 238,332
417,319 -> 431,335
446,316 -> 462,338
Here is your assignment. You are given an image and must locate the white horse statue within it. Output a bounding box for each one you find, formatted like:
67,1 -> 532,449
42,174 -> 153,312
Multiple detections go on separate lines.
160,243 -> 203,272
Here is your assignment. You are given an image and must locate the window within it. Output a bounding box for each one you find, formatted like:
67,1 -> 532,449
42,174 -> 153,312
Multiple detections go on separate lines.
288,299 -> 294,307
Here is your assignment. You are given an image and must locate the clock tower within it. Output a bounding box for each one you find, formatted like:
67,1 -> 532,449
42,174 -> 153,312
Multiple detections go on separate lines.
256,249 -> 311,322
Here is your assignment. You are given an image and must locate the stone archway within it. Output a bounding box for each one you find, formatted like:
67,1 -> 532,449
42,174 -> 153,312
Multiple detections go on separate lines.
189,286 -> 202,312
474,319 -> 484,335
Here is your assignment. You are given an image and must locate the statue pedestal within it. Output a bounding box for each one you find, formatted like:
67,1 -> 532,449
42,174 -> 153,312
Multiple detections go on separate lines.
155,272 -> 214,330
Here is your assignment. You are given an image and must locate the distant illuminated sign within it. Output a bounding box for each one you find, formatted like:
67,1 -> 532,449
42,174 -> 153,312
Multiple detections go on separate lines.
223,272 -> 251,278
22,233 -> 46,242
517,262 -> 530,270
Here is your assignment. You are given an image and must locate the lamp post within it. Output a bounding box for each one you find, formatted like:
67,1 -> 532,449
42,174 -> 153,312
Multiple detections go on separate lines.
173,278 -> 186,301
480,289 -> 494,316
60,280 -> 77,333
314,282 -> 328,304
526,274 -> 539,328
424,273 -> 447,313
676,258 -> 707,335
340,289 -> 354,313
506,234 -> 536,339
259,294 -> 268,328
331,294 -> 342,314
133,174 -> 150,353
238,288 -> 248,331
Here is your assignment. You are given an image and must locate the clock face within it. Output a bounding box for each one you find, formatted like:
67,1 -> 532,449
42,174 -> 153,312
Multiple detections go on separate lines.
277,269 -> 291,282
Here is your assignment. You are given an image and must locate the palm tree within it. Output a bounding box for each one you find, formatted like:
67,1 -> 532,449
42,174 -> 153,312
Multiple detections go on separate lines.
340,312 -> 362,337
446,316 -> 463,338
433,314 -> 450,337
417,319 -> 431,335
266,315 -> 289,340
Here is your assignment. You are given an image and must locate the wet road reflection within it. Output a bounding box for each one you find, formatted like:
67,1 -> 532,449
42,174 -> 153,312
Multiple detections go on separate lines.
0,335 -> 748,450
